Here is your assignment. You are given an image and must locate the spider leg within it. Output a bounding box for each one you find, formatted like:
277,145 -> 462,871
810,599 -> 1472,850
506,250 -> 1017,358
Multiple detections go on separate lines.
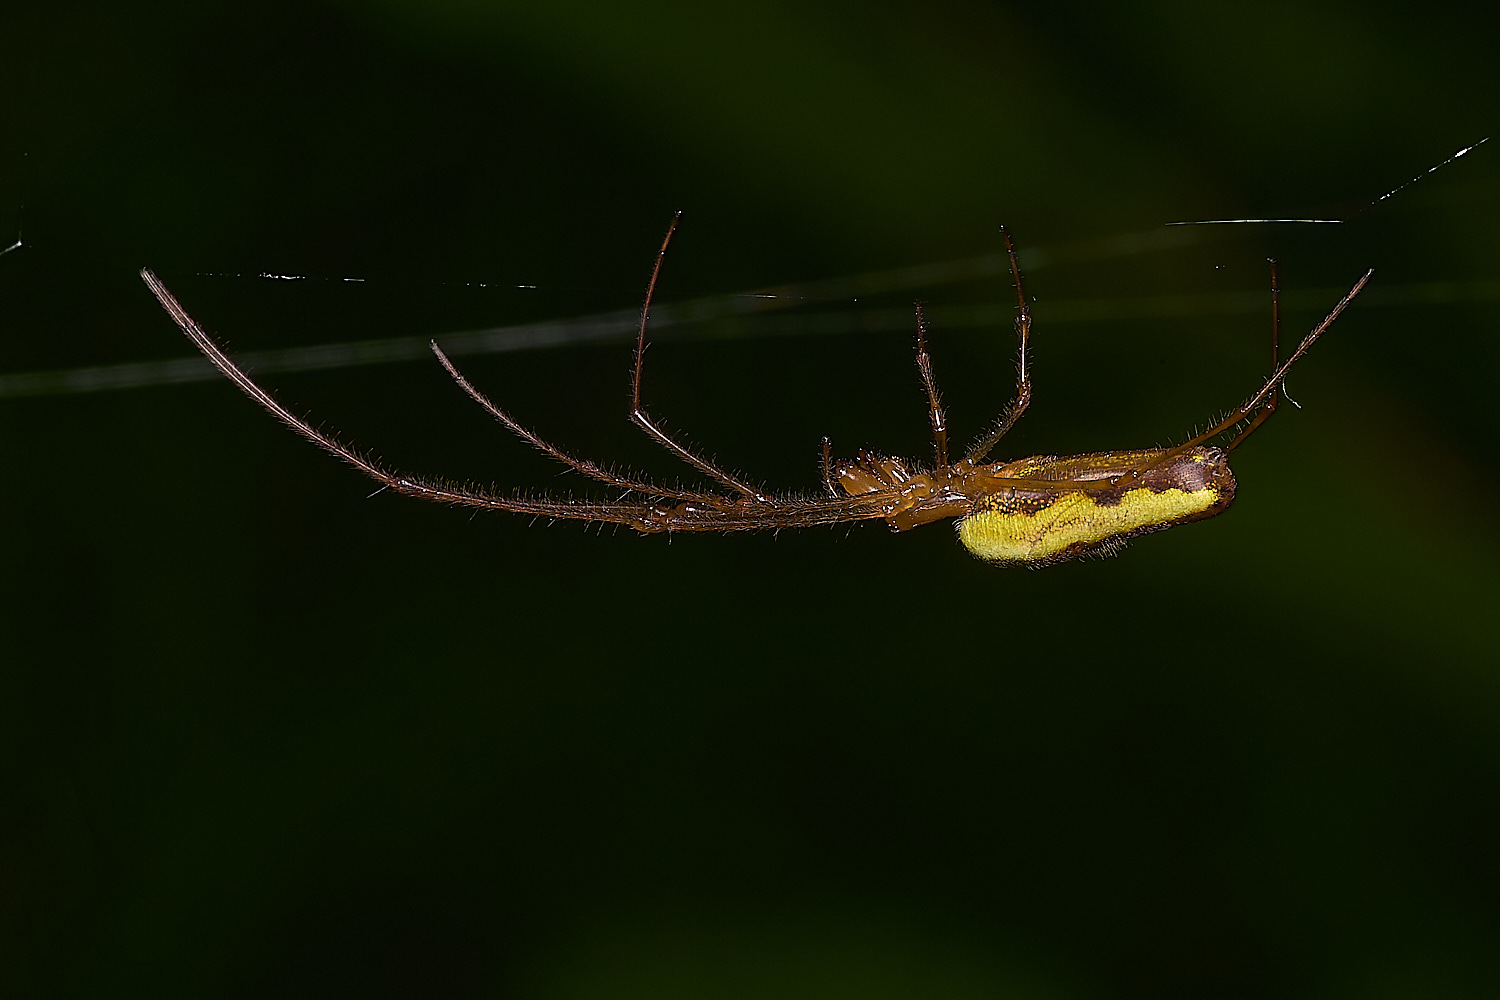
912,302 -> 949,468
1223,258 -> 1283,453
429,341 -> 727,503
140,269 -> 707,528
1132,267 -> 1374,477
642,490 -> 904,531
629,213 -> 768,501
819,436 -> 839,495
143,269 -> 904,534
964,226 -> 1033,463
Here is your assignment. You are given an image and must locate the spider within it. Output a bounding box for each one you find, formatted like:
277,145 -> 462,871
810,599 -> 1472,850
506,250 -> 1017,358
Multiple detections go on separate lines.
140,218 -> 1372,567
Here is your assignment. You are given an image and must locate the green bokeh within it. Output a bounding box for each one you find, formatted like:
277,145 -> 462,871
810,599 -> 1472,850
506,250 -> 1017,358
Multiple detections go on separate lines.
3,1 -> 1498,997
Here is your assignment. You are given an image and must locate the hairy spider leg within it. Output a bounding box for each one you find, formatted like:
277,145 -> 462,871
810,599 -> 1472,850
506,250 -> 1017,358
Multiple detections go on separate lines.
628,213 -> 768,501
428,341 -> 726,503
818,436 -> 839,496
139,269 -> 663,523
142,268 -> 910,533
1223,259 -> 1283,453
964,226 -> 1034,463
1132,267 -> 1374,479
912,302 -> 950,468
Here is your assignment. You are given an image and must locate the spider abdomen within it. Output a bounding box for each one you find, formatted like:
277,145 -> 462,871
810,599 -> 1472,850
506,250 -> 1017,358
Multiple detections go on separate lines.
956,447 -> 1237,566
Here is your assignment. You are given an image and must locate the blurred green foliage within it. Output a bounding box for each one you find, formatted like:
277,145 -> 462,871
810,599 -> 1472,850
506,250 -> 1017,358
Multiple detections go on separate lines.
2,1 -> 1498,997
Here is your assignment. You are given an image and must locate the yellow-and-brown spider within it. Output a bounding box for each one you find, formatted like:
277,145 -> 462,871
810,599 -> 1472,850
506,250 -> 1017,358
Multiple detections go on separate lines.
141,218 -> 1371,567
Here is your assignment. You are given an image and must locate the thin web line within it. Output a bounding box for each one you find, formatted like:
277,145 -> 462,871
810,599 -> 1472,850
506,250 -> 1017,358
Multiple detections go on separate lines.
1167,137 -> 1490,227
2,277 -> 1495,399
1166,219 -> 1342,225
1373,137 -> 1489,205
0,225 -> 1211,398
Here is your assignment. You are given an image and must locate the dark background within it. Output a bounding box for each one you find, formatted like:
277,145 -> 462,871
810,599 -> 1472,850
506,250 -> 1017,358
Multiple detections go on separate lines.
3,1 -> 1498,996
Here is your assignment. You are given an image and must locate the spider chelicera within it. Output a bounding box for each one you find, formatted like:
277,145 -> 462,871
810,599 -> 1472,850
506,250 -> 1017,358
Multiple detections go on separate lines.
141,218 -> 1372,567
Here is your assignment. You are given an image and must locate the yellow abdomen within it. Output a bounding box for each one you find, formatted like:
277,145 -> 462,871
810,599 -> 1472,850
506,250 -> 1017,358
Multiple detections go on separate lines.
956,448 -> 1236,566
